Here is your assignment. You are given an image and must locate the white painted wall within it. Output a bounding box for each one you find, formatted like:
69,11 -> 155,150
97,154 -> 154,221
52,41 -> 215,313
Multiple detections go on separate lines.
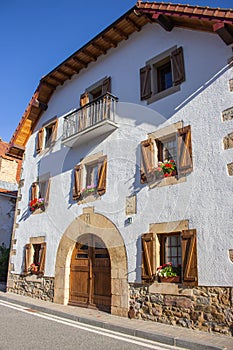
13,22 -> 233,286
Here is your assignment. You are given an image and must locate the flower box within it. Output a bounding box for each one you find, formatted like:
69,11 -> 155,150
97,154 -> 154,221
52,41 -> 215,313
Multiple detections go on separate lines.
159,276 -> 181,283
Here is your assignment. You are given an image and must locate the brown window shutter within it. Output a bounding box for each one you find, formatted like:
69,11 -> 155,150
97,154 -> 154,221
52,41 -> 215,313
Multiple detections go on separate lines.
39,243 -> 46,274
141,233 -> 156,281
181,229 -> 198,286
80,92 -> 89,107
97,157 -> 107,196
44,179 -> 51,205
102,77 -> 111,94
171,47 -> 185,86
73,164 -> 83,200
155,139 -> 163,162
36,128 -> 44,153
24,244 -> 33,274
51,119 -> 58,144
31,182 -> 38,201
177,125 -> 193,175
140,65 -> 152,100
140,138 -> 154,183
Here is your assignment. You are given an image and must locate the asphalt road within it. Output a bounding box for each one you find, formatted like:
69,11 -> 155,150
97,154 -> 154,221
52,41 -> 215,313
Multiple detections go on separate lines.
0,300 -> 187,350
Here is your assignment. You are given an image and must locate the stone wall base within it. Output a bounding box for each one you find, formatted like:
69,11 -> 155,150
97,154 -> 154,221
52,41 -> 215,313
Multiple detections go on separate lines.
7,273 -> 54,302
129,283 -> 233,336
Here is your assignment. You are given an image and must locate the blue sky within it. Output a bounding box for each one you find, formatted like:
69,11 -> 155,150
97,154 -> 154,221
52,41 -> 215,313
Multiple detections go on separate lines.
0,0 -> 232,143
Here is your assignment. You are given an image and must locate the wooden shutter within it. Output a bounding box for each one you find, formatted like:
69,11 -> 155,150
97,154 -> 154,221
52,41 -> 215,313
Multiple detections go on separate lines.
177,125 -> 193,175
80,92 -> 89,107
140,138 -> 154,183
171,47 -> 185,86
102,77 -> 111,94
24,244 -> 33,274
140,65 -> 152,100
155,139 -> 163,162
31,182 -> 38,200
141,233 -> 156,281
36,128 -> 44,153
97,157 -> 107,196
73,164 -> 82,200
39,243 -> 46,274
51,119 -> 58,143
44,178 -> 51,205
181,229 -> 198,286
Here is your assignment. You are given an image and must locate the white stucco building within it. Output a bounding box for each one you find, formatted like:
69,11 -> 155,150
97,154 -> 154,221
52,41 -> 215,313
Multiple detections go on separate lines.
7,2 -> 233,335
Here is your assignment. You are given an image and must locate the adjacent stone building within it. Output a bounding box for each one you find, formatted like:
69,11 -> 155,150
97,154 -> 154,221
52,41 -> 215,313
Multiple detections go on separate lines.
6,2 -> 233,336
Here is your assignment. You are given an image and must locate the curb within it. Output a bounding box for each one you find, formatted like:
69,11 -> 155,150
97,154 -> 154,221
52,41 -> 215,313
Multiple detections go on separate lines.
0,294 -> 227,350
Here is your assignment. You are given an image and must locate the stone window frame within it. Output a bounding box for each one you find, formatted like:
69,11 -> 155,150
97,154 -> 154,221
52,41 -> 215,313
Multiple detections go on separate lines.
140,46 -> 185,104
73,152 -> 107,203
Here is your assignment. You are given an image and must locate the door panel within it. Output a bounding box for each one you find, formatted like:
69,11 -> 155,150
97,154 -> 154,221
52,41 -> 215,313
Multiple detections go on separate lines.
69,235 -> 111,311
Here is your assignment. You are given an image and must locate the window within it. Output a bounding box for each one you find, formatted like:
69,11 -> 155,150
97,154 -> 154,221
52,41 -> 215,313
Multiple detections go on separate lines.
140,46 -> 185,103
80,77 -> 111,106
73,155 -> 107,201
24,242 -> 46,275
29,175 -> 50,212
140,124 -> 192,183
158,233 -> 182,268
36,118 -> 58,153
141,229 -> 197,285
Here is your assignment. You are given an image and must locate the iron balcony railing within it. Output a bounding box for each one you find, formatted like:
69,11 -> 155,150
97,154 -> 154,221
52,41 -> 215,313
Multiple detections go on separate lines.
63,93 -> 118,140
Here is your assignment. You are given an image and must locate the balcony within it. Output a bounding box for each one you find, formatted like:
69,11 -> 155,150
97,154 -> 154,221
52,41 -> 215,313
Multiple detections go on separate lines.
62,93 -> 118,147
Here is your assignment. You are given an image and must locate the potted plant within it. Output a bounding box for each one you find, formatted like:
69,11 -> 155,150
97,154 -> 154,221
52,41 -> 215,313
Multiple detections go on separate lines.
28,263 -> 39,274
157,159 -> 177,177
157,262 -> 181,283
81,184 -> 97,196
29,198 -> 45,212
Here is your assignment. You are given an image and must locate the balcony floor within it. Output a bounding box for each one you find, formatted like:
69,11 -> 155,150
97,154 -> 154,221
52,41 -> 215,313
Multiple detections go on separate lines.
62,119 -> 118,147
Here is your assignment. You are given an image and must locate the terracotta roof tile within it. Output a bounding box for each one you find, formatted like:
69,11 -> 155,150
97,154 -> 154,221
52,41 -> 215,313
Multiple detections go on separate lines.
0,189 -> 17,197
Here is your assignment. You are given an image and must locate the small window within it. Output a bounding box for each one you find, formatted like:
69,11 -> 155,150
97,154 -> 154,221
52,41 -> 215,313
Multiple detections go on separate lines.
24,243 -> 46,275
141,229 -> 198,285
29,176 -> 50,212
140,46 -> 185,103
80,76 -> 111,106
36,118 -> 58,153
73,155 -> 107,201
140,125 -> 192,183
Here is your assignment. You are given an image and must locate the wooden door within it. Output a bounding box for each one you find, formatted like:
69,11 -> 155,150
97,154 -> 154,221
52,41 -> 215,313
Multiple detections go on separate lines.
69,235 -> 111,312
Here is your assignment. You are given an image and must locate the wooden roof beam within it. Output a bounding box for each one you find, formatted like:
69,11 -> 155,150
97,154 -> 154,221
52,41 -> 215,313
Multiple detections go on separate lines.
213,22 -> 233,45
57,69 -> 72,79
152,13 -> 174,31
64,63 -> 80,73
113,26 -> 128,40
125,17 -> 141,31
101,35 -> 118,48
91,42 -> 107,55
72,56 -> 88,68
40,80 -> 57,90
48,75 -> 64,85
82,49 -> 98,61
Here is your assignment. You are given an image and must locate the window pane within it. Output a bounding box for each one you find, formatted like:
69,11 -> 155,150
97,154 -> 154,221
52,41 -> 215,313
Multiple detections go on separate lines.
163,138 -> 177,162
157,61 -> 172,92
164,235 -> 181,267
86,164 -> 98,187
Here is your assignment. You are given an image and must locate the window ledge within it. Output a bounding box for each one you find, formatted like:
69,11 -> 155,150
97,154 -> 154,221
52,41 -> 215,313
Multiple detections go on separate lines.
149,281 -> 193,296
149,174 -> 186,189
147,85 -> 180,104
78,193 -> 101,205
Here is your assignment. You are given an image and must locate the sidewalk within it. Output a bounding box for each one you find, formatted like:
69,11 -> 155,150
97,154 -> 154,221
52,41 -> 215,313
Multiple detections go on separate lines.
0,289 -> 233,350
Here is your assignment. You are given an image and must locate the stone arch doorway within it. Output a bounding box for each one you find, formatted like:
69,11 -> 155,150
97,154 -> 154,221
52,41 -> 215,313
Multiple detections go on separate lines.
54,207 -> 128,317
69,233 -> 111,312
